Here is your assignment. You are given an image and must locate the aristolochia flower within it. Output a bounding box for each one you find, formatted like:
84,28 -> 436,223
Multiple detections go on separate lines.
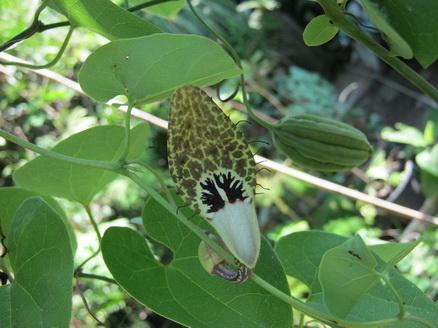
167,86 -> 260,269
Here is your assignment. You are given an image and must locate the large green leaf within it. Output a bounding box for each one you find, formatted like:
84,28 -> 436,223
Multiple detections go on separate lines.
13,124 -> 148,205
359,0 -> 412,59
276,231 -> 438,326
79,33 -> 241,104
101,195 -> 292,328
377,0 -> 438,68
1,197 -> 73,328
49,0 -> 160,40
0,187 -> 76,254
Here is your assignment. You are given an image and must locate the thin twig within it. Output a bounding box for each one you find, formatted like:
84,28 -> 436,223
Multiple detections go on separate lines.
0,26 -> 75,69
75,279 -> 105,326
76,272 -> 117,284
246,79 -> 287,116
0,0 -> 50,52
127,0 -> 178,12
75,205 -> 102,273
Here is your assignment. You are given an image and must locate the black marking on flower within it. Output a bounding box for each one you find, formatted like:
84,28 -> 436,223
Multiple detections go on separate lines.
200,171 -> 248,213
200,176 -> 225,213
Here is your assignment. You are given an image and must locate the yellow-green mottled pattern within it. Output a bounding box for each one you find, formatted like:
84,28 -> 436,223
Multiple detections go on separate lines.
167,86 -> 256,215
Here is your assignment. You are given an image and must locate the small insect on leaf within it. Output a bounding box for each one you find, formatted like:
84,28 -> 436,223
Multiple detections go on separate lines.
167,86 -> 260,269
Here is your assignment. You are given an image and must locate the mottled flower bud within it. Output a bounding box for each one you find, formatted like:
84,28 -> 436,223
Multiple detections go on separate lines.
168,86 -> 260,269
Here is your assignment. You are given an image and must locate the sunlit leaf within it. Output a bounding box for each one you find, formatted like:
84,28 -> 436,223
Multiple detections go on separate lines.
13,124 -> 148,205
50,0 -> 160,39
79,33 -> 241,104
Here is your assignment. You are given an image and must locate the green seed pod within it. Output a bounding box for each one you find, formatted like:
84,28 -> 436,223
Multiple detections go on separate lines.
271,114 -> 373,171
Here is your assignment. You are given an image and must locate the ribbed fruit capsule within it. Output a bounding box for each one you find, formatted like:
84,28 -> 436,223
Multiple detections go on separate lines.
272,114 -> 373,171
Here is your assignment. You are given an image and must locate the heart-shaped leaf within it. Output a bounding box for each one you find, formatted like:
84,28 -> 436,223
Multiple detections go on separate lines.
49,0 -> 160,39
101,195 -> 292,328
276,231 -> 438,325
0,187 -> 76,254
13,124 -> 148,205
79,33 -> 241,104
0,197 -> 73,328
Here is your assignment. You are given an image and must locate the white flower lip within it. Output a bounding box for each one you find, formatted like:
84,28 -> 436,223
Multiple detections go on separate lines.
210,199 -> 260,269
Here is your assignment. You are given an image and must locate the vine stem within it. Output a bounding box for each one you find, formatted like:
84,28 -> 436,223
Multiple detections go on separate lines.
75,279 -> 105,326
119,102 -> 134,163
124,170 -> 429,328
0,0 -> 50,52
317,0 -> 438,104
0,26 -> 74,69
75,205 -> 102,273
76,272 -> 116,284
127,160 -> 176,208
187,0 -> 275,130
0,128 -> 121,171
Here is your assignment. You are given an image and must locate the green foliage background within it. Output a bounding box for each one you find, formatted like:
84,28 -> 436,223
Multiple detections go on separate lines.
0,0 -> 437,327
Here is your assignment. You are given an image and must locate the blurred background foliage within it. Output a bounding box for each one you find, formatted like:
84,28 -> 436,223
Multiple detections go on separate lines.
0,0 -> 437,327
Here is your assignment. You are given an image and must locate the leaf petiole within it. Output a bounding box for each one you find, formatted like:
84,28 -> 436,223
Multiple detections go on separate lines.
0,26 -> 75,69
0,128 -> 121,171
